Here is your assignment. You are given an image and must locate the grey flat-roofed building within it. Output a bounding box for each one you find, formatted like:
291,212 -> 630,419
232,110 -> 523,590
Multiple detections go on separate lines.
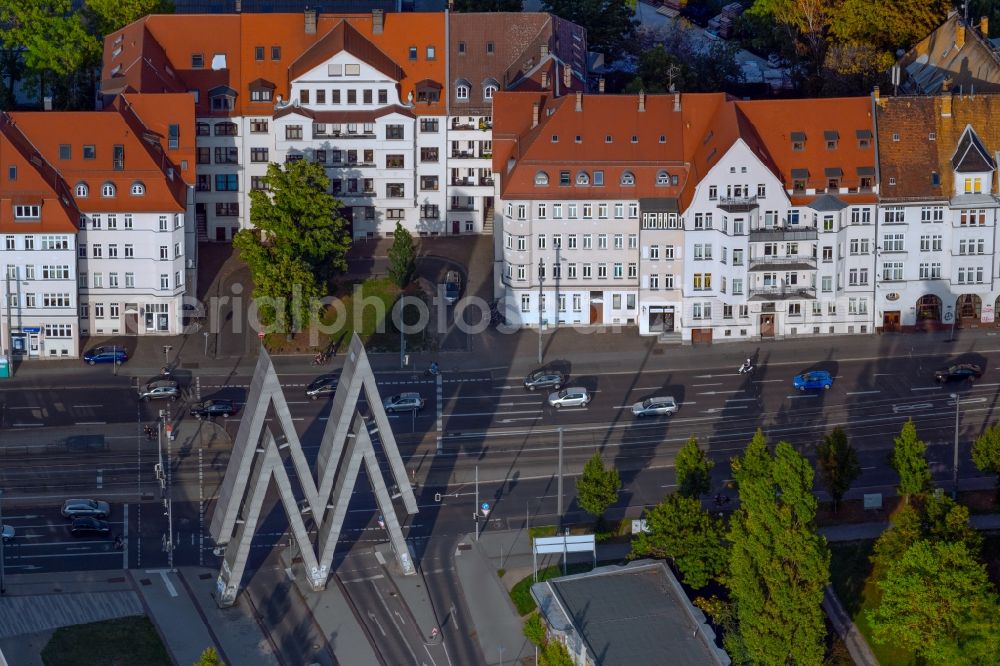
531,560 -> 730,666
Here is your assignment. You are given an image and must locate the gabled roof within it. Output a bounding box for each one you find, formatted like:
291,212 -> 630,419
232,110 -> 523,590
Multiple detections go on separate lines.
289,19 -> 403,82
951,124 -> 995,172
274,104 -> 413,122
896,12 -> 1000,95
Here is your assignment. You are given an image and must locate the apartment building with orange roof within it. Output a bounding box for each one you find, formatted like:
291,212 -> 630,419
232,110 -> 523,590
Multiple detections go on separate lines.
0,93 -> 195,359
101,9 -> 587,241
494,91 -> 879,341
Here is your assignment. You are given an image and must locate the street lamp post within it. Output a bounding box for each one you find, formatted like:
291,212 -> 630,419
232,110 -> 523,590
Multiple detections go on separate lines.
951,393 -> 960,499
557,427 -> 564,518
537,258 -> 544,365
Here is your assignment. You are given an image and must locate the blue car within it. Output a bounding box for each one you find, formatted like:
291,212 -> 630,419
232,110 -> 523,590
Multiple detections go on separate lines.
83,346 -> 128,365
793,370 -> 833,391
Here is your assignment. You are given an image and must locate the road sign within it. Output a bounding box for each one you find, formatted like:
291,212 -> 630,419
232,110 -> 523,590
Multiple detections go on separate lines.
480,502 -> 491,517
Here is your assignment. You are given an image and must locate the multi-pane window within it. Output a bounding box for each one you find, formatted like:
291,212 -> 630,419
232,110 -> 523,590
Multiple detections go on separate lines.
882,233 -> 904,252
957,267 -> 985,284
959,239 -> 986,255
583,235 -> 592,250
849,238 -> 870,255
214,147 -> 238,163
882,262 -> 903,281
960,209 -> 988,226
918,263 -> 942,279
920,206 -> 944,223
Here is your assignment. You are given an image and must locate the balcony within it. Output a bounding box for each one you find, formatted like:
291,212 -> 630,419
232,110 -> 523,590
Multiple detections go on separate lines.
718,195 -> 758,212
450,151 -> 491,160
748,256 -> 817,271
479,177 -> 494,186
748,225 -> 818,241
749,285 -> 817,301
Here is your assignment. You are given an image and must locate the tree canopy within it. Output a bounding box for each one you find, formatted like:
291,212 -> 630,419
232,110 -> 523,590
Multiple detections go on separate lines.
890,419 -> 932,500
726,430 -> 829,664
815,426 -> 861,510
575,452 -> 621,519
541,0 -> 636,59
234,160 -> 350,328
83,0 -> 174,36
387,221 -> 415,289
630,493 -> 727,589
451,0 -> 522,11
675,436 -> 714,499
972,421 -> 1000,497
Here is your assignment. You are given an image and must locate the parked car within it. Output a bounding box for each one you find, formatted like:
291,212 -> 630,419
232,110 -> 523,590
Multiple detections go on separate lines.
190,399 -> 236,419
523,369 -> 565,391
137,379 -> 180,402
306,374 -> 339,400
792,370 -> 834,391
69,517 -> 110,538
934,363 -> 983,383
83,346 -> 128,365
383,392 -> 425,413
61,498 -> 110,519
443,270 -> 462,305
1,524 -> 13,543
632,396 -> 679,417
547,387 -> 591,409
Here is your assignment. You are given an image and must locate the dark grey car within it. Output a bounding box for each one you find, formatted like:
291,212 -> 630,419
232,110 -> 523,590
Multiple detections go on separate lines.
306,374 -> 339,400
61,499 -> 110,519
137,379 -> 180,402
523,369 -> 565,391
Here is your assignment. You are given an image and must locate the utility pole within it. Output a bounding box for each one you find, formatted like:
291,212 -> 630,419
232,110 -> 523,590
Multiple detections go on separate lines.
0,488 -> 6,594
158,409 -> 174,570
951,393 -> 960,499
537,258 -> 544,364
557,427 -> 564,517
399,301 -> 405,369
475,465 -> 480,541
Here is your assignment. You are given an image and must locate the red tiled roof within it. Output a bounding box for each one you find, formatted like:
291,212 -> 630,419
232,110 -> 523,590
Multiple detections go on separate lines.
289,20 -> 403,82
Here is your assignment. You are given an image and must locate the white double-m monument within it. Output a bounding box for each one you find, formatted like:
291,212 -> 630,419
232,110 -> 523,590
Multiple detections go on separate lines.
210,333 -> 418,608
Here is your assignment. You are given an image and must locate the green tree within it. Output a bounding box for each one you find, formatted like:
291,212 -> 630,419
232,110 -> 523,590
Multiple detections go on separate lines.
867,540 -> 1000,663
523,613 -> 546,647
451,0 -> 522,10
748,0 -> 831,75
726,430 -> 830,665
630,493 -> 727,589
675,436 -> 714,499
387,221 -> 415,288
234,161 -> 349,327
575,452 -> 621,519
972,422 -> 1000,499
626,44 -> 685,93
194,646 -> 225,666
828,0 -> 950,52
83,0 -> 174,36
872,493 -> 982,574
541,0 -> 636,59
538,639 -> 574,666
891,419 -> 932,501
815,426 -> 861,511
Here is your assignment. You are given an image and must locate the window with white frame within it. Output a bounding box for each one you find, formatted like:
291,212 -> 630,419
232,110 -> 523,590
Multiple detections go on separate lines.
882,262 -> 903,281
583,235 -> 592,249
883,207 -> 904,223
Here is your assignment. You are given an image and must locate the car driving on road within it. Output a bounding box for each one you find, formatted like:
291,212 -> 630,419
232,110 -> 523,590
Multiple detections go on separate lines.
69,517 -> 110,538
632,396 -> 678,417
82,346 -> 128,365
306,374 -> 339,400
523,369 -> 565,391
793,370 -> 834,391
137,379 -> 180,402
443,270 -> 462,305
547,387 -> 591,409
1,524 -> 13,543
383,393 -> 425,413
934,363 -> 983,383
61,499 -> 110,519
190,399 -> 236,419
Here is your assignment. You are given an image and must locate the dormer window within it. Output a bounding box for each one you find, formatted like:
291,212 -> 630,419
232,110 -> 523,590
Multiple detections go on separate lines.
659,135 -> 666,143
825,167 -> 842,192
130,181 -> 145,196
483,79 -> 498,100
856,129 -> 872,148
791,131 -> 806,151
416,79 -> 442,104
620,171 -> 635,186
535,171 -> 549,186
551,135 -> 558,143
928,132 -> 936,141
631,135 -> 638,143
191,53 -> 204,69
455,80 -> 470,101
824,130 -> 839,150
208,85 -> 237,112
408,46 -> 418,61
605,135 -> 612,143
102,182 -> 116,197
249,78 -> 275,103
75,183 -> 88,197
559,171 -> 570,186
656,170 -> 670,186
576,171 -> 589,185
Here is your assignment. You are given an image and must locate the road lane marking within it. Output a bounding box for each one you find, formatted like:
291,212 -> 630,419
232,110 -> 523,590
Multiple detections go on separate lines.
751,379 -> 783,384
705,406 -> 747,413
75,421 -> 107,425
893,402 -> 933,413
911,386 -> 943,391
726,398 -> 757,403
447,409 -> 543,417
787,394 -> 819,399
71,404 -> 103,408
970,382 -> 1000,388
697,390 -> 744,395
846,390 -> 881,396
692,382 -> 722,387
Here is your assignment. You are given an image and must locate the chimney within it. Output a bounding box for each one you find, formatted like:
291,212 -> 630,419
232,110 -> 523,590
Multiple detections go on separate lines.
563,64 -> 571,89
873,85 -> 880,104
956,23 -> 965,49
942,90 -> 953,117
234,0 -> 241,11
982,16 -> 989,35
598,77 -> 605,93
372,9 -> 384,34
305,8 -> 318,34
638,91 -> 645,113
673,92 -> 681,112
575,91 -> 583,112
531,102 -> 540,129
541,44 -> 549,59
541,71 -> 549,89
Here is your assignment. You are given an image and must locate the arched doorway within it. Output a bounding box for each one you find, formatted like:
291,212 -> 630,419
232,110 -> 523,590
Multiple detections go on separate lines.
957,294 -> 982,327
916,294 -> 942,323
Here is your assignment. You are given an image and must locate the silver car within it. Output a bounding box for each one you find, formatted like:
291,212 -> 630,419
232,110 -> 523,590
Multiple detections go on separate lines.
547,387 -> 591,409
632,396 -> 678,417
383,392 -> 426,413
61,499 -> 110,519
137,379 -> 180,402
1,524 -> 13,543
